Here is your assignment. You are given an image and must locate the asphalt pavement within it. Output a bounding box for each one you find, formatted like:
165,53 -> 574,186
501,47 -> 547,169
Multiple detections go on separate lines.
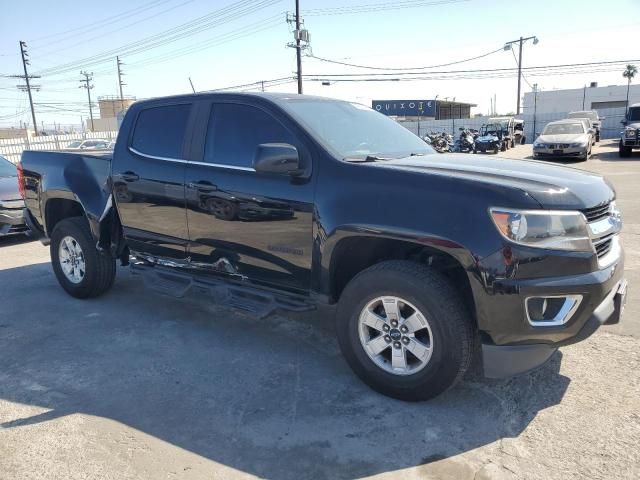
0,139 -> 638,480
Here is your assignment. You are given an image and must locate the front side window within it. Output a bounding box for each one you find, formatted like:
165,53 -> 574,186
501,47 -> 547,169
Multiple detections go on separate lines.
204,103 -> 296,168
132,103 -> 192,158
629,108 -> 640,122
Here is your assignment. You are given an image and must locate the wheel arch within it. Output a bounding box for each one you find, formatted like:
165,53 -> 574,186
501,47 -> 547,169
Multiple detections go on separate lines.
322,231 -> 479,327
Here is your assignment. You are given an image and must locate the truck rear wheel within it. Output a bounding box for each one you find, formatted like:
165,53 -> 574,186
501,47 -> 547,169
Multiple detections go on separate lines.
335,261 -> 475,401
51,217 -> 116,299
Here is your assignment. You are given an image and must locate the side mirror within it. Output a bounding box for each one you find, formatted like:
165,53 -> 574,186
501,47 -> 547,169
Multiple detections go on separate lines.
621,119 -> 628,125
253,143 -> 302,176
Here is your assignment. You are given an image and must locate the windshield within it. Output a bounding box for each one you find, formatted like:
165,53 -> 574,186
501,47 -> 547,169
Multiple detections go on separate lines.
481,124 -> 501,135
569,111 -> 597,121
280,99 -> 434,159
629,108 -> 640,122
543,123 -> 585,135
67,141 -> 82,148
0,156 -> 16,177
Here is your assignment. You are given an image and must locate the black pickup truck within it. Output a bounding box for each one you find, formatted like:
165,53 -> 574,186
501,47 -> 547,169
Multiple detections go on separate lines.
19,93 -> 627,401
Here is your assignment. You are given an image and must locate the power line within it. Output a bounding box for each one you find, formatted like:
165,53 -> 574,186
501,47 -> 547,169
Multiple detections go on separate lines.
124,13 -> 282,70
29,0 -> 175,43
31,0 -> 195,58
33,0 -> 284,77
79,71 -> 95,131
306,47 -> 504,71
304,58 -> 640,78
304,0 -> 468,15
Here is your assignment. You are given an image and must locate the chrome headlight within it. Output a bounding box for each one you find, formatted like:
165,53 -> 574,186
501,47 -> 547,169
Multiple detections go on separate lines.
533,141 -> 545,148
625,128 -> 637,138
490,208 -> 591,251
570,141 -> 588,147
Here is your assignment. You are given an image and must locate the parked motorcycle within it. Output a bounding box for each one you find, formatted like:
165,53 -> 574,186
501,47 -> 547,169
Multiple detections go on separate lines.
453,127 -> 475,153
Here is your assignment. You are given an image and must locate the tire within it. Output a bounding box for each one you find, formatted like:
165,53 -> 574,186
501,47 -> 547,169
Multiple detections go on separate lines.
50,217 -> 116,299
619,140 -> 632,158
206,198 -> 238,221
335,260 -> 475,401
500,142 -> 507,152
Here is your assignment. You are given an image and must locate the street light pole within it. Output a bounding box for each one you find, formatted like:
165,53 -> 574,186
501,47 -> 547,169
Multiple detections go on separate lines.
504,35 -> 538,115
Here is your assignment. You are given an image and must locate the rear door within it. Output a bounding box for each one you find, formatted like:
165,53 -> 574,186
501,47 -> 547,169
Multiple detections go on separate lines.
184,100 -> 315,293
113,101 -> 193,259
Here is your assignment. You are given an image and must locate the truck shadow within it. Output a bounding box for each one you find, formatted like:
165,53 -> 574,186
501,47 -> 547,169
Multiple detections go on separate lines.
0,263 -> 570,479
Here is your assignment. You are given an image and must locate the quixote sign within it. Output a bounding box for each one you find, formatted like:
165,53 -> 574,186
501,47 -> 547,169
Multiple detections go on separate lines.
372,100 -> 436,117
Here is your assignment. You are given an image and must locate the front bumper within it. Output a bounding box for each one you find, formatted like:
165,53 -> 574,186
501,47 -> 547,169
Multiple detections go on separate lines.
483,278 -> 627,378
477,238 -> 625,378
533,145 -> 588,158
0,207 -> 28,236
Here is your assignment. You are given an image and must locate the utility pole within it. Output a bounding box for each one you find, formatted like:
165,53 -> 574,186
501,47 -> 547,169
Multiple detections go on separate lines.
287,3 -> 309,94
18,41 -> 40,136
117,56 -> 126,112
295,0 -> 302,94
261,80 -> 265,92
79,71 -> 95,132
532,83 -> 538,141
504,35 -> 538,115
582,85 -> 586,110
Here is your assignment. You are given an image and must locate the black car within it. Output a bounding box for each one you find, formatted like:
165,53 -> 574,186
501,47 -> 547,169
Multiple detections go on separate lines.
19,93 -> 627,401
0,155 -> 28,237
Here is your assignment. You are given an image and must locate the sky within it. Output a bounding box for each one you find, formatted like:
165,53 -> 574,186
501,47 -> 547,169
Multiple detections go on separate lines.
1,0 -> 639,129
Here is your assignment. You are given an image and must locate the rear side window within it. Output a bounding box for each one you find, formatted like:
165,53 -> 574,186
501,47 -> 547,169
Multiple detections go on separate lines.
132,104 -> 191,158
204,103 -> 295,168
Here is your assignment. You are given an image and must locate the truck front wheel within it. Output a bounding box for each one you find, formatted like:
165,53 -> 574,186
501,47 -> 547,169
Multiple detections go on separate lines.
619,140 -> 632,158
335,261 -> 475,401
51,217 -> 116,299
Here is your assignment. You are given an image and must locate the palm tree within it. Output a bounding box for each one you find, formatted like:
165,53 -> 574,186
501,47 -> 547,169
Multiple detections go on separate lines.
623,64 -> 638,117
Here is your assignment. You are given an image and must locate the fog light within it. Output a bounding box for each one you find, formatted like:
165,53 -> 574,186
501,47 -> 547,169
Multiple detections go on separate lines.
525,295 -> 582,327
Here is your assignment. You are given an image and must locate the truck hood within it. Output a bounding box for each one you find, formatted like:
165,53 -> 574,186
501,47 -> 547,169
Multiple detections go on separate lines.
0,175 -> 20,202
626,122 -> 640,130
376,154 -> 614,209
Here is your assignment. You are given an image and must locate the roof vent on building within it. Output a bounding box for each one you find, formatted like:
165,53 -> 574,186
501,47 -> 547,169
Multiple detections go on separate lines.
589,82 -> 598,88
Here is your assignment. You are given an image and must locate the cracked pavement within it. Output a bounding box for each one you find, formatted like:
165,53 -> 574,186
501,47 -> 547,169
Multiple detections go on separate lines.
0,140 -> 639,479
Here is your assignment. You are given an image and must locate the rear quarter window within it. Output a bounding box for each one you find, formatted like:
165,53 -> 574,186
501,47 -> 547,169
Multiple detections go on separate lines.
131,103 -> 192,158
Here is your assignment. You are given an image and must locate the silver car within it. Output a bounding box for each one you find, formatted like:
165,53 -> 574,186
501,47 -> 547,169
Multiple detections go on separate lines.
533,120 -> 592,161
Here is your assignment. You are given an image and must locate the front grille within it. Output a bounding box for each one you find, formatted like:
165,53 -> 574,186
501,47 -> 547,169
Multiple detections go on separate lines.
594,234 -> 614,258
581,202 -> 610,222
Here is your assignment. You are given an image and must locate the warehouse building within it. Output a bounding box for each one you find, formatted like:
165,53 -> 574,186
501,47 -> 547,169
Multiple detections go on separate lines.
372,99 -> 476,120
522,83 -> 640,114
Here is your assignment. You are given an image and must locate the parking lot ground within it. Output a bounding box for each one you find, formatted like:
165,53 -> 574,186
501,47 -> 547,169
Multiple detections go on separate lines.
1,139 -> 639,480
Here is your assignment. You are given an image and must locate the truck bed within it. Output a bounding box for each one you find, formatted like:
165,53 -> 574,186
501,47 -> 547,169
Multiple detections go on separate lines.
20,150 -> 113,238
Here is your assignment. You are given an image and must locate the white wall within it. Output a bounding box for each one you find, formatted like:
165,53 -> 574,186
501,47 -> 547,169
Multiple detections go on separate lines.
523,84 -> 640,115
0,131 -> 118,164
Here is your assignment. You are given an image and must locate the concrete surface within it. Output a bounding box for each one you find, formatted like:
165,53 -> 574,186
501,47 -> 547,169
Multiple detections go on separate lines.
1,139 -> 639,480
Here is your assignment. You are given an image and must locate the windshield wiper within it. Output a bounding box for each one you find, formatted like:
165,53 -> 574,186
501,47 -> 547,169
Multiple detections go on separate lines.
343,154 -> 393,163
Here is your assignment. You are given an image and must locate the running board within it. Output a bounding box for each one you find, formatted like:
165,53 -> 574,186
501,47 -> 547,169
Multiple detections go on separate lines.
130,262 -> 315,318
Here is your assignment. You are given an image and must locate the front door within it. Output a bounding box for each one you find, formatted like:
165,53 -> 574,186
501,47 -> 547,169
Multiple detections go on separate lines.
113,102 -> 192,259
185,101 -> 314,293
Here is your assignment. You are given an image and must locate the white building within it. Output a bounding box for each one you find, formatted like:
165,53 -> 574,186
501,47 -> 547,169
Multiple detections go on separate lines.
523,83 -> 640,115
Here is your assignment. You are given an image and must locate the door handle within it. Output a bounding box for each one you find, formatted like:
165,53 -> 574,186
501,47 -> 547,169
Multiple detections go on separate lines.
188,181 -> 217,192
121,171 -> 139,182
